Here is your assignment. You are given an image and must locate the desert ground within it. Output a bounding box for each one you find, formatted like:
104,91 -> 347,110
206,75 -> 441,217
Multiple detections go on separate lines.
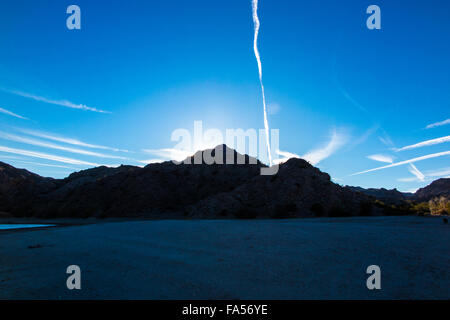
0,216 -> 449,299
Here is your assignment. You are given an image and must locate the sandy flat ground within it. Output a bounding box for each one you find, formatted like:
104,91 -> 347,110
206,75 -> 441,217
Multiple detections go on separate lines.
0,216 -> 449,299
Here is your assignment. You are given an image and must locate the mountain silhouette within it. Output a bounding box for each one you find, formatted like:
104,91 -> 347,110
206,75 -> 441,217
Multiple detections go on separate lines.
0,145 -> 448,218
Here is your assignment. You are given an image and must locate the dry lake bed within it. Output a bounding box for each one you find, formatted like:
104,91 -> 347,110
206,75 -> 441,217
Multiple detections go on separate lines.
0,216 -> 449,299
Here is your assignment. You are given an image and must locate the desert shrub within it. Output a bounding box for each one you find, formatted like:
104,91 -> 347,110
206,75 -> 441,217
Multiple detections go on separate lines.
410,202 -> 430,215
429,197 -> 450,216
374,199 -> 385,207
382,203 -> 412,216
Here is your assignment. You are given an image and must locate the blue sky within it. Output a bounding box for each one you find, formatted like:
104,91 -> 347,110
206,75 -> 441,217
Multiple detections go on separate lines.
0,0 -> 449,192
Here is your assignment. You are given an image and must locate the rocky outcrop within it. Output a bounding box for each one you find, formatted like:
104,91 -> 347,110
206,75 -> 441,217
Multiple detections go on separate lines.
414,178 -> 450,202
187,158 -> 376,218
412,178 -> 450,216
0,162 -> 59,216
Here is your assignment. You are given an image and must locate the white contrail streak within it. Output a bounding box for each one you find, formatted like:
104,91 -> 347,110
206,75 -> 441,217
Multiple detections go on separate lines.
395,135 -> 450,151
351,150 -> 450,176
1,88 -> 109,113
367,154 -> 394,164
10,160 -> 79,170
408,163 -> 425,182
16,128 -> 129,152
426,119 -> 450,129
252,0 -> 272,165
0,145 -> 99,166
0,107 -> 28,120
0,131 -> 128,160
142,148 -> 193,162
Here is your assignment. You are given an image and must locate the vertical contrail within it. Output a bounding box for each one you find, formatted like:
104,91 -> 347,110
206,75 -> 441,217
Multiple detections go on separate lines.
252,0 -> 272,165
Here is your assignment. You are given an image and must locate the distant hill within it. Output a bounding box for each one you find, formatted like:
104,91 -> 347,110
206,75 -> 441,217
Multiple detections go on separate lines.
347,186 -> 413,205
0,145 -> 448,218
348,179 -> 450,216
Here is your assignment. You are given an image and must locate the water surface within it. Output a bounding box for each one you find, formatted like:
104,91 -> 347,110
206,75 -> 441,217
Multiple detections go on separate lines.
0,224 -> 55,230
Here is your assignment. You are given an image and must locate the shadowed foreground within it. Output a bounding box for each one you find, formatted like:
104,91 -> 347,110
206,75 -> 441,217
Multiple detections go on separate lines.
1,216 -> 449,299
